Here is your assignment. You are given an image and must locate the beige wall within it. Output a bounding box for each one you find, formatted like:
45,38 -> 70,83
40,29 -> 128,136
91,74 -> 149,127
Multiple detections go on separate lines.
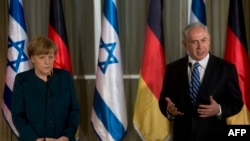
0,0 -> 249,140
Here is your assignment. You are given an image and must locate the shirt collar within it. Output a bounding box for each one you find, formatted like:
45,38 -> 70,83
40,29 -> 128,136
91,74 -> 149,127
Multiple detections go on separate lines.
188,53 -> 210,69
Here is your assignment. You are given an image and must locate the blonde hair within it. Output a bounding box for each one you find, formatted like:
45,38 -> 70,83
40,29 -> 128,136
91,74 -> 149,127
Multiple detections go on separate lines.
27,36 -> 58,58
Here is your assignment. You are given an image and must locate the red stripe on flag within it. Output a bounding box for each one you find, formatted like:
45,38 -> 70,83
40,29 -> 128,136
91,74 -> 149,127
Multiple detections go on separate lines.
48,25 -> 73,74
224,26 -> 250,110
141,26 -> 166,100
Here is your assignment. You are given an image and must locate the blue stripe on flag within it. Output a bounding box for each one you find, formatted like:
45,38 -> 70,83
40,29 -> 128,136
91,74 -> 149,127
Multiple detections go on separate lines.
104,0 -> 119,35
3,85 -> 12,110
93,88 -> 126,140
191,0 -> 206,25
9,0 -> 26,32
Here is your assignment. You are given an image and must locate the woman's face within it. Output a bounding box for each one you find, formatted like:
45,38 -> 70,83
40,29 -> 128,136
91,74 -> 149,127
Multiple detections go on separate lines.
31,51 -> 55,77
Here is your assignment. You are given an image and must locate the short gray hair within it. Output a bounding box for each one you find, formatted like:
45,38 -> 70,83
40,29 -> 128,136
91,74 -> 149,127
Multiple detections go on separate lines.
182,22 -> 209,40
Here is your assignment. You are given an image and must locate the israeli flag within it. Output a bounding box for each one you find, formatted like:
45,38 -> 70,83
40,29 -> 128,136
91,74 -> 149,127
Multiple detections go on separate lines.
1,0 -> 32,137
188,0 -> 206,25
91,0 -> 127,141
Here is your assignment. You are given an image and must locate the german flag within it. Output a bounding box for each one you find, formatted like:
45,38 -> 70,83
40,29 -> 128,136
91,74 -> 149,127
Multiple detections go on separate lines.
224,0 -> 250,124
133,0 -> 170,140
48,0 -> 73,74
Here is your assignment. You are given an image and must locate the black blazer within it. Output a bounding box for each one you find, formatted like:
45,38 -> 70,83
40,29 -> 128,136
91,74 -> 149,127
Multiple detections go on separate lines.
159,54 -> 243,141
12,68 -> 80,141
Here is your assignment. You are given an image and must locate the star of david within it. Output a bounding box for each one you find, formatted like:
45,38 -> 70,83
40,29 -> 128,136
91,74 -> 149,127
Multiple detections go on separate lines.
7,37 -> 29,73
98,39 -> 118,74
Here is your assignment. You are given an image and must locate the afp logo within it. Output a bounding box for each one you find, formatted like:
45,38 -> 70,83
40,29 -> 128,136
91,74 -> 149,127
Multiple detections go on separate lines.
225,125 -> 250,141
228,129 -> 246,136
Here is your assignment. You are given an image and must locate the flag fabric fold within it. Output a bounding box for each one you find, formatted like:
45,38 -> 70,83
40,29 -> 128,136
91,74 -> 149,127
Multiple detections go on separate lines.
48,0 -> 73,74
91,0 -> 127,140
224,0 -> 250,124
133,0 -> 170,140
188,0 -> 206,25
1,0 -> 32,137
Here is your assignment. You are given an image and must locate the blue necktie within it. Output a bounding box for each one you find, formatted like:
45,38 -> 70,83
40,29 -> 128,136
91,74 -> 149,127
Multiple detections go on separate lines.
190,62 -> 200,103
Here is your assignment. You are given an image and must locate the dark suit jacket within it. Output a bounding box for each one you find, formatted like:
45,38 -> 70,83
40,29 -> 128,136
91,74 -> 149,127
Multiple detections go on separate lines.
159,54 -> 243,141
11,68 -> 80,141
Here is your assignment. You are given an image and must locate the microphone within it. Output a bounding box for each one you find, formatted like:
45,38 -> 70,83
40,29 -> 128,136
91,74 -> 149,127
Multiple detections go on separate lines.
188,62 -> 193,82
43,75 -> 51,141
188,62 -> 196,141
47,75 -> 51,81
188,62 -> 192,69
46,68 -> 54,81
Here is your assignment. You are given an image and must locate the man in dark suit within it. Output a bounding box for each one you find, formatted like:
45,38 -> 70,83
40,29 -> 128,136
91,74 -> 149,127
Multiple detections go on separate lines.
159,22 -> 243,141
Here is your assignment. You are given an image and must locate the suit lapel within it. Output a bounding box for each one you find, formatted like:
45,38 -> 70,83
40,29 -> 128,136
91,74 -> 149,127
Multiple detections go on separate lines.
198,55 -> 217,102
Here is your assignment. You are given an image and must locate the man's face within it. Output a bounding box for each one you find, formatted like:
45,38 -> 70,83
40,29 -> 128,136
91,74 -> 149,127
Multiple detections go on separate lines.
183,26 -> 210,61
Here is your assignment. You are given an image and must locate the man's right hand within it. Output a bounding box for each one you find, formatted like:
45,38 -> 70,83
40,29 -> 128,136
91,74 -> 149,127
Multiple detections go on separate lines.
165,97 -> 184,116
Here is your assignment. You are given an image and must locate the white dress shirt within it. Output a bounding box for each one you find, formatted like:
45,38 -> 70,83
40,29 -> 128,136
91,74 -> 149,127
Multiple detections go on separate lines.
188,53 -> 222,118
188,53 -> 209,84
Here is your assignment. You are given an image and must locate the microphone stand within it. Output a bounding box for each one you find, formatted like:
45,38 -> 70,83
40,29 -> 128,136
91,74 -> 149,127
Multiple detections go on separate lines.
189,63 -> 196,141
43,75 -> 51,141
